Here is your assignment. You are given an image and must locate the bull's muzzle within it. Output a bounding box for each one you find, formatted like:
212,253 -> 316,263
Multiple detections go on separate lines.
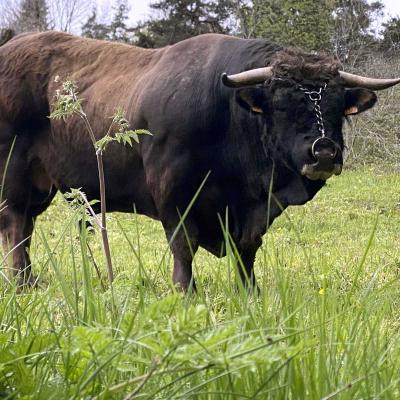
301,137 -> 342,181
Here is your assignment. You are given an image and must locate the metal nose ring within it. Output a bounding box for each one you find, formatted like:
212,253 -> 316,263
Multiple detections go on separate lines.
311,137 -> 338,159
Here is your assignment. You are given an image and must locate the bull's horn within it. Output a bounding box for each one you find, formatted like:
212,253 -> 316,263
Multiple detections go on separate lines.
221,67 -> 273,88
339,71 -> 400,90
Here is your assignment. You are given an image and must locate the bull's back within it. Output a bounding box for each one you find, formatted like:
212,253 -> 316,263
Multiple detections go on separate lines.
0,31 -> 161,127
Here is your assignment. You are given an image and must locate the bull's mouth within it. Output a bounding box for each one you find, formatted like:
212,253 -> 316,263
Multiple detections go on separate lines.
301,163 -> 343,181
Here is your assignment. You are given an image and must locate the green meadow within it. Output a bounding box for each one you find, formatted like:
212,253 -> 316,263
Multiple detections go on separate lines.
1,165 -> 400,399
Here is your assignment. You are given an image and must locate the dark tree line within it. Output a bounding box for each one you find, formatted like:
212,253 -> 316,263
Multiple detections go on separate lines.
82,1 -> 132,43
133,0 -> 232,48
3,0 -> 400,63
80,0 -> 400,63
0,0 -> 91,33
1,0 -> 49,32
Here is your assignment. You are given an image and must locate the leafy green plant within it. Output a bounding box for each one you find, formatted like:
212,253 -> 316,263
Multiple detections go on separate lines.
50,79 -> 151,284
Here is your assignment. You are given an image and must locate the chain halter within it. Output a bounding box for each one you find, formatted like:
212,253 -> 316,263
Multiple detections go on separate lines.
298,83 -> 327,137
298,82 -> 338,159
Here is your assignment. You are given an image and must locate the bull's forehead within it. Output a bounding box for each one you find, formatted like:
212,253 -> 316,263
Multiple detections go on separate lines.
270,48 -> 341,82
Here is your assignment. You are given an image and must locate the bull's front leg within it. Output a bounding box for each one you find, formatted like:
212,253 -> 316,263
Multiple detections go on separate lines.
163,221 -> 199,292
236,245 -> 259,289
235,194 -> 289,292
234,201 -> 275,292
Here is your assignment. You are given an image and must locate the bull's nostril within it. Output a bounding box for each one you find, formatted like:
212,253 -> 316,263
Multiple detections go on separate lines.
314,150 -> 335,159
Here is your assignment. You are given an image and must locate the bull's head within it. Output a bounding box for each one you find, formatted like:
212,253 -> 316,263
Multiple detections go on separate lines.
222,51 -> 400,181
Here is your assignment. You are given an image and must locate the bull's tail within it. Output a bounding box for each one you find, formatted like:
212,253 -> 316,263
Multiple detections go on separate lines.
0,29 -> 15,47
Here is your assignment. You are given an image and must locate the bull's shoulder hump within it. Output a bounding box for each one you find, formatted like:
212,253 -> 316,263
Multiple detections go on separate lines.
172,33 -> 243,43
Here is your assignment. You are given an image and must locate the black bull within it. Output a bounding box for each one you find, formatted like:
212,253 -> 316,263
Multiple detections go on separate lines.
0,31 -> 399,290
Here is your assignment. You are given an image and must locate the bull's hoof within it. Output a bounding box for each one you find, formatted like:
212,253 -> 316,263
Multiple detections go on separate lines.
15,272 -> 39,292
174,280 -> 197,294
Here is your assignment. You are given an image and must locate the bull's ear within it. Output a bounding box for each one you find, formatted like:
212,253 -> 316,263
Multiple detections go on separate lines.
344,88 -> 377,116
236,88 -> 266,114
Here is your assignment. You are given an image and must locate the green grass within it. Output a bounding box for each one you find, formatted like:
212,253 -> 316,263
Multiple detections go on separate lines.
1,165 -> 400,399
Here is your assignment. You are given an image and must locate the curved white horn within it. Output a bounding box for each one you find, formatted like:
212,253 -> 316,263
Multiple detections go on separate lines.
221,67 -> 273,88
340,71 -> 400,90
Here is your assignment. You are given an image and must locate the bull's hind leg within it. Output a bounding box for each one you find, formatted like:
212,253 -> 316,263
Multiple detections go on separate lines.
1,193 -> 55,287
0,207 -> 36,285
0,133 -> 55,286
0,138 -> 34,285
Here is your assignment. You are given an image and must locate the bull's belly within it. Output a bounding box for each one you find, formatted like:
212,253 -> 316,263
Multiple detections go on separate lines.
198,237 -> 226,258
31,143 -> 159,219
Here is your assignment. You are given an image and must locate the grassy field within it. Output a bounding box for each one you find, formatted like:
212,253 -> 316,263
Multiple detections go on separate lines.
1,165 -> 400,399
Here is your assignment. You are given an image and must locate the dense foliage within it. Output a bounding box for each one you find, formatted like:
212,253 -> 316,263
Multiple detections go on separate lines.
2,0 -> 398,57
128,0 -> 390,56
82,0 -> 132,43
134,0 -> 232,48
381,16 -> 400,51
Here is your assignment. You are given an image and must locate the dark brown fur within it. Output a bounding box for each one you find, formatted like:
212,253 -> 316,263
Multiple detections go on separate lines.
271,48 -> 341,81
